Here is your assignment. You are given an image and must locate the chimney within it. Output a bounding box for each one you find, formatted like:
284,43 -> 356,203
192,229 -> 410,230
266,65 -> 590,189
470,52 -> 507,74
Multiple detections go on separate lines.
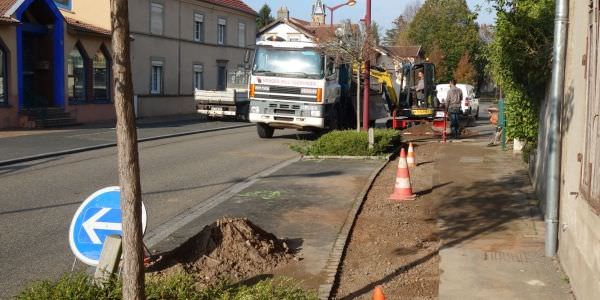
277,6 -> 289,20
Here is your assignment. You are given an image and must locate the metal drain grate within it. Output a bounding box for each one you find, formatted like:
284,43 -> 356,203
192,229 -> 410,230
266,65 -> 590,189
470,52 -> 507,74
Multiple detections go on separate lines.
483,251 -> 529,263
459,156 -> 484,163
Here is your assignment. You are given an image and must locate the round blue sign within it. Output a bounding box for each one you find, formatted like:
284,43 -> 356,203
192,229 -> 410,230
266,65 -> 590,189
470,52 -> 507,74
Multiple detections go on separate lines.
69,187 -> 147,266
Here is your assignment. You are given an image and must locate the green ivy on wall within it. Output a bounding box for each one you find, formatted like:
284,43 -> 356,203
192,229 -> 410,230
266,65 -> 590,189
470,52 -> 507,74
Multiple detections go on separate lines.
487,0 -> 555,142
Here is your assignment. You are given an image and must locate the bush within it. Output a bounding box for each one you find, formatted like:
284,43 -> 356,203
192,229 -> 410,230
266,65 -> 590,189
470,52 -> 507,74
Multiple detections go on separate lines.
17,272 -> 317,300
290,129 -> 401,157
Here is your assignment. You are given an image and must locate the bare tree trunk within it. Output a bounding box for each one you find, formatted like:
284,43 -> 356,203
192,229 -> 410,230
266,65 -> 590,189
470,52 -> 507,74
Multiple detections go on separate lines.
110,0 -> 145,299
356,70 -> 361,132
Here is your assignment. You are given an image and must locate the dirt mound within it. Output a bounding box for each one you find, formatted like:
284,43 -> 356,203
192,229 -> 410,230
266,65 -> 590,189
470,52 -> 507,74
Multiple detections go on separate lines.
152,217 -> 293,286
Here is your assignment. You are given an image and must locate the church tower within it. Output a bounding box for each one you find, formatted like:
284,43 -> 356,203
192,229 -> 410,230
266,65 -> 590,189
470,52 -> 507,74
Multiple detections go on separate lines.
311,0 -> 326,25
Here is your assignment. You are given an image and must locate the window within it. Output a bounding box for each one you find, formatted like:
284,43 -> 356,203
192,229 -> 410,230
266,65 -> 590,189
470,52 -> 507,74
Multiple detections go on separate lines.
93,48 -> 110,101
67,45 -> 87,102
194,13 -> 204,42
217,18 -> 227,45
54,0 -> 71,10
288,34 -> 301,42
151,60 -> 164,94
581,0 -> 600,212
0,45 -> 6,105
238,22 -> 246,47
217,61 -> 228,91
150,2 -> 164,35
193,64 -> 203,90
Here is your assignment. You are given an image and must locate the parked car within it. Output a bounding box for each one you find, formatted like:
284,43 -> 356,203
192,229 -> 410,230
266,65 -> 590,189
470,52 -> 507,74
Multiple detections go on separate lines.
436,83 -> 480,118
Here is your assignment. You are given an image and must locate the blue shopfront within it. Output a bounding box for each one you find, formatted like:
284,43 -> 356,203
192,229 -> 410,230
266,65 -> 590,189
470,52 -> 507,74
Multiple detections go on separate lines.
15,0 -> 64,109
0,0 -> 114,128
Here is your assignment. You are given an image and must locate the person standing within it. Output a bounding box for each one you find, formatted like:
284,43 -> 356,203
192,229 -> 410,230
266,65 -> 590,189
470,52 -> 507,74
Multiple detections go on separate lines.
446,79 -> 463,139
414,71 -> 425,107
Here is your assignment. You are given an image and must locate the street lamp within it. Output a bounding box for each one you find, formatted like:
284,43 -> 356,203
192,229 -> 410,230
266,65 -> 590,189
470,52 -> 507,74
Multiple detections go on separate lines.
325,0 -> 356,28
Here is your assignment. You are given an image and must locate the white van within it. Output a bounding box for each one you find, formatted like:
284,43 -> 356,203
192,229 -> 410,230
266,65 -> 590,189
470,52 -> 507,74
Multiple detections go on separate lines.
436,83 -> 480,118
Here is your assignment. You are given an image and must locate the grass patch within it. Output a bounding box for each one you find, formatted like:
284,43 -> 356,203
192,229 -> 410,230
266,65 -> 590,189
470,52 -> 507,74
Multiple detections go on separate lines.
17,272 -> 317,300
290,129 -> 401,157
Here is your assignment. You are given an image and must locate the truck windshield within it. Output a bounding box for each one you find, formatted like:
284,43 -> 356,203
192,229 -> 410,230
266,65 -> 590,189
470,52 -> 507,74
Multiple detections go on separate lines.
252,47 -> 324,79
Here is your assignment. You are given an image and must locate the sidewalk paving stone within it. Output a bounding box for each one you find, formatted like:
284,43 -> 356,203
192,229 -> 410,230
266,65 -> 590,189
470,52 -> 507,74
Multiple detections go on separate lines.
435,142 -> 574,300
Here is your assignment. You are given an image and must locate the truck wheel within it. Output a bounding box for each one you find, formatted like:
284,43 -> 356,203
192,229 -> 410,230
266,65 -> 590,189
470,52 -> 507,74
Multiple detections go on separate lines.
257,123 -> 274,138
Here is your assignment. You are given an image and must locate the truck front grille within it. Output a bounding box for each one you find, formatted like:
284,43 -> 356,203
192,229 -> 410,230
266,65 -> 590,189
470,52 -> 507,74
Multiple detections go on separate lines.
274,109 -> 295,115
274,116 -> 294,122
257,94 -> 317,102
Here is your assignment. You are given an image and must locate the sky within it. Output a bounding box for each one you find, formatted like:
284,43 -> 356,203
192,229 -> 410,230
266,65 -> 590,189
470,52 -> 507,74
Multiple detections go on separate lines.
243,0 -> 495,31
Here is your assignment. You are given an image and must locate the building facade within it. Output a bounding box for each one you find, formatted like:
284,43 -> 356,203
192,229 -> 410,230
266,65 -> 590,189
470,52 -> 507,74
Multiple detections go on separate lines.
0,0 -> 114,128
533,1 -> 600,299
129,0 -> 257,118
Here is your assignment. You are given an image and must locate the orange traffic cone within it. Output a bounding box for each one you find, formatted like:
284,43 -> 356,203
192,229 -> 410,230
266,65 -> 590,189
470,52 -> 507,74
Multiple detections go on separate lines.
372,286 -> 386,300
407,143 -> 416,168
389,148 -> 416,201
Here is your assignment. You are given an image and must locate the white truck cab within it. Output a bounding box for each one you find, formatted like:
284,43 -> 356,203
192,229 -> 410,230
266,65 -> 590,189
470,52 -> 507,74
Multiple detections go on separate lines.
249,20 -> 343,138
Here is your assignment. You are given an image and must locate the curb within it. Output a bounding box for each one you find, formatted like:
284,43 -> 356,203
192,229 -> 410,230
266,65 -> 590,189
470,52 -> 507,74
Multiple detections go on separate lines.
317,157 -> 390,300
0,123 -> 253,167
302,155 -> 389,160
302,145 -> 400,162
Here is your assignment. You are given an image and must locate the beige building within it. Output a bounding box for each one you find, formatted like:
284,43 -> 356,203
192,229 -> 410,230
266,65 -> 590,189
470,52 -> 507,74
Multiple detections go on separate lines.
129,0 -> 257,118
0,0 -> 114,129
533,1 -> 600,299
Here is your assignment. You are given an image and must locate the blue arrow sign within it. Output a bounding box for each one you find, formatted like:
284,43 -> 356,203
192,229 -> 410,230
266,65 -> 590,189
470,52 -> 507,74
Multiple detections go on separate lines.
69,187 -> 147,266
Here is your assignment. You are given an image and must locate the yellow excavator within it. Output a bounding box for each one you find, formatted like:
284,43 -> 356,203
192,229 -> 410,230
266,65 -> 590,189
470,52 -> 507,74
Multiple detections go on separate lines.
353,62 -> 437,120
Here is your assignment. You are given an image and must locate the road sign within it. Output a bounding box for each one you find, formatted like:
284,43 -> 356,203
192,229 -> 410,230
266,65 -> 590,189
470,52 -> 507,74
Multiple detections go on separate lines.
69,186 -> 147,266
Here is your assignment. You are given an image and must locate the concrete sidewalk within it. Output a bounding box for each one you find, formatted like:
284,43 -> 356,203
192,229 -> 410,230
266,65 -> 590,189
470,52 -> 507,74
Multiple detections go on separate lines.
433,141 -> 574,299
0,115 -> 250,163
145,158 -> 387,298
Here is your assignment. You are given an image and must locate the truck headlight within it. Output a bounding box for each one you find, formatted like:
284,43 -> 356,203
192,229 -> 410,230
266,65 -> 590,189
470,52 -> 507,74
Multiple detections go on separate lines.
250,106 -> 260,113
310,110 -> 322,117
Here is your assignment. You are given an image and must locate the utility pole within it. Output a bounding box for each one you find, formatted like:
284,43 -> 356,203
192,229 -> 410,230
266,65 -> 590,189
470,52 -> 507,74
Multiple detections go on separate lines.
362,0 -> 371,130
110,0 -> 145,299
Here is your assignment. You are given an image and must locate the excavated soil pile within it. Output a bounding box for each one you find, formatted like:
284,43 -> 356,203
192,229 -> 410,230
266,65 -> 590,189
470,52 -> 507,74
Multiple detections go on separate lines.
404,123 -> 435,135
152,217 -> 293,286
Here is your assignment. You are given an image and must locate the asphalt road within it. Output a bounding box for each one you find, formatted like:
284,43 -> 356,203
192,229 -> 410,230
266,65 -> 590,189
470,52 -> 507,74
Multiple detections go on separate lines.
0,119 -> 251,162
0,126 -> 302,298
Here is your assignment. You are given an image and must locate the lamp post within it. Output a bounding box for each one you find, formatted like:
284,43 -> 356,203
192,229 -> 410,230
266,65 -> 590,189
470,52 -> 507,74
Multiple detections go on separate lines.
325,0 -> 356,28
362,0 -> 371,130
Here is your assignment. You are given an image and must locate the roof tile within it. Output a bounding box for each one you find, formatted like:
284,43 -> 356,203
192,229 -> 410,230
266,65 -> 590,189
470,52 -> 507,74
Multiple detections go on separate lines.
201,0 -> 257,16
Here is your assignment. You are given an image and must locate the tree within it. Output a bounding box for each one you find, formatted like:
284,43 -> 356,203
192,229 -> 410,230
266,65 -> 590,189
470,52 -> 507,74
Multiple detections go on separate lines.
454,52 -> 477,84
407,0 -> 480,82
110,0 -> 145,298
427,43 -> 446,82
256,4 -> 274,29
317,21 -> 378,131
384,16 -> 409,46
383,0 -> 421,46
487,0 -> 555,141
371,22 -> 382,45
